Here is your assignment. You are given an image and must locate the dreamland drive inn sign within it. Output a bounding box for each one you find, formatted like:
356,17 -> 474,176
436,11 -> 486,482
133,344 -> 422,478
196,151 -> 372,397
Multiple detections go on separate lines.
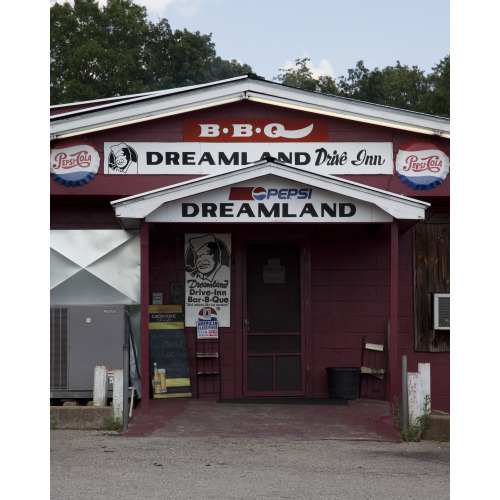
184,234 -> 231,327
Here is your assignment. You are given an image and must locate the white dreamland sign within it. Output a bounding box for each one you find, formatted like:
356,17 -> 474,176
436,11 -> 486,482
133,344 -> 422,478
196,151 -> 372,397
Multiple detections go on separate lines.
147,177 -> 393,223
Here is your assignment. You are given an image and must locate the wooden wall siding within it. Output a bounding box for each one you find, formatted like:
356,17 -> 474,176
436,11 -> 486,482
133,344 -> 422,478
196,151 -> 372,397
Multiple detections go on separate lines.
413,221 -> 450,352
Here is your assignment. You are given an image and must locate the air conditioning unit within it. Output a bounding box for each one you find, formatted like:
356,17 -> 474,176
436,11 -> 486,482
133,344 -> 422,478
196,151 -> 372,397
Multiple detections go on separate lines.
433,293 -> 450,330
50,305 -> 129,399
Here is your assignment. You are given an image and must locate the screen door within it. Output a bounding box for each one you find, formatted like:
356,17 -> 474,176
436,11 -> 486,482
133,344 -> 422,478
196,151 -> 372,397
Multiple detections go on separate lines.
243,243 -> 304,395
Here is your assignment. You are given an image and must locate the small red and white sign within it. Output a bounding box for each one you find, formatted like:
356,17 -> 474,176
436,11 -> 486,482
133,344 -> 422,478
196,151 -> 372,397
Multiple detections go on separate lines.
198,307 -> 218,322
196,307 -> 219,338
184,119 -> 328,142
197,318 -> 219,339
50,140 -> 100,187
396,141 -> 449,190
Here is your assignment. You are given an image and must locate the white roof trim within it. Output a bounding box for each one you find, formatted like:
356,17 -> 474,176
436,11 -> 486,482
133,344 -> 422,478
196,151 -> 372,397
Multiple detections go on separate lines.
111,159 -> 429,225
51,77 -> 449,140
50,75 -> 250,115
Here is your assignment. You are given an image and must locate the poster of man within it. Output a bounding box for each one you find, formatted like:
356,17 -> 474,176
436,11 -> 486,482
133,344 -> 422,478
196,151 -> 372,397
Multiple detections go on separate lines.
184,234 -> 231,327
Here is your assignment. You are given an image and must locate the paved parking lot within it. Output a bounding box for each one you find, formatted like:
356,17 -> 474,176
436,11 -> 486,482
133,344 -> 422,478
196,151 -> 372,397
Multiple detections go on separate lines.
50,429 -> 449,499
50,398 -> 450,499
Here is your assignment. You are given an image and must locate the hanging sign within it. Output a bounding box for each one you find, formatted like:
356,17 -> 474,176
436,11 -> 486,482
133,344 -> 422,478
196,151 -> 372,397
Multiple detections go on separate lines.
148,305 -> 191,398
197,316 -> 219,339
396,141 -> 449,190
185,234 -> 231,327
365,343 -> 384,351
263,266 -> 285,283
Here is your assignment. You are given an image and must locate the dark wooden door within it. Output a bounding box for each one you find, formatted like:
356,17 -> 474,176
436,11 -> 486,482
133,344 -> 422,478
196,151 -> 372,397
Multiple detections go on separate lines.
243,243 -> 304,395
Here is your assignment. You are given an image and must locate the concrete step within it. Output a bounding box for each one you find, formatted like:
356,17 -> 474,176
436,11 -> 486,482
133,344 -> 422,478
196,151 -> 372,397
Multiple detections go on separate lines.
422,414 -> 450,441
51,406 -> 114,430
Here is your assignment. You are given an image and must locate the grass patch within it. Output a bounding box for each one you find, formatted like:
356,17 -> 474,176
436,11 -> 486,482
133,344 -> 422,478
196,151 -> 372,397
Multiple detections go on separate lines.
391,394 -> 431,442
100,417 -> 123,432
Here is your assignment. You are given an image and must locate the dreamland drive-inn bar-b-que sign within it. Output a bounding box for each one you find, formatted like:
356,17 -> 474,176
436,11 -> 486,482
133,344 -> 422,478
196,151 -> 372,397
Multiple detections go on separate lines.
184,234 -> 231,327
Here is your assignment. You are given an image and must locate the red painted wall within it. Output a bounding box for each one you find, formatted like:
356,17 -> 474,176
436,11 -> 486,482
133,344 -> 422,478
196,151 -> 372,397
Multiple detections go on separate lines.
51,99 -> 450,412
130,223 -> 449,412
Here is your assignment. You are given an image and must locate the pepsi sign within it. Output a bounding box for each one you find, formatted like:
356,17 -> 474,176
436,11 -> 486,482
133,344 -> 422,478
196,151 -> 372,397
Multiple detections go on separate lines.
229,187 -> 312,201
50,141 -> 100,187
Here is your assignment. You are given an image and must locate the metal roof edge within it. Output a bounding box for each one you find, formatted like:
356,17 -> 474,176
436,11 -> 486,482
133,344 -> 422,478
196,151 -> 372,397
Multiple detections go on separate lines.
51,76 -> 449,139
50,75 -> 252,119
274,80 -> 450,123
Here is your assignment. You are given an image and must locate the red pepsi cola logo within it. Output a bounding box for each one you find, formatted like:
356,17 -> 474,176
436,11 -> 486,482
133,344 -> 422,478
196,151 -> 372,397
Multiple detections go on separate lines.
396,141 -> 449,190
50,141 -> 100,187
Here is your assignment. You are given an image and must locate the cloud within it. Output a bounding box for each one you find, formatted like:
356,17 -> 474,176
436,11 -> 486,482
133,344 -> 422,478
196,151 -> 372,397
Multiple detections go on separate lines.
280,56 -> 336,79
310,59 -> 335,79
51,0 -> 215,17
148,0 -> 216,18
134,0 -> 176,16
50,1 -> 107,6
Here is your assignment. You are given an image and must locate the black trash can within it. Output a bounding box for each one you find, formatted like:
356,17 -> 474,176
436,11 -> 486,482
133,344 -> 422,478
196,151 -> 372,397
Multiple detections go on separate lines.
326,367 -> 360,399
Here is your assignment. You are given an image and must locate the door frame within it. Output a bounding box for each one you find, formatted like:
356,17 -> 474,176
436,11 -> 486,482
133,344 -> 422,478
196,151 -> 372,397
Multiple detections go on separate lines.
239,234 -> 311,397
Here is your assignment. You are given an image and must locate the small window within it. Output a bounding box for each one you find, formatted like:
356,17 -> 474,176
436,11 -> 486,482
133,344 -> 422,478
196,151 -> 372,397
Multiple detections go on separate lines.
433,293 -> 450,330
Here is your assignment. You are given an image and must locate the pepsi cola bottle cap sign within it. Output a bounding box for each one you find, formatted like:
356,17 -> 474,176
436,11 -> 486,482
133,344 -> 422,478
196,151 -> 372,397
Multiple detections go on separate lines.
396,141 -> 449,190
50,141 -> 100,187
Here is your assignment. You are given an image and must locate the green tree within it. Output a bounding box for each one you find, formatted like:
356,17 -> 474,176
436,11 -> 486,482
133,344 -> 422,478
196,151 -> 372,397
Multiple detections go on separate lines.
422,56 -> 450,117
377,61 -> 429,112
209,57 -> 253,82
336,60 -> 385,104
337,58 -> 449,116
285,57 -> 450,117
337,60 -> 430,111
275,58 -> 338,95
50,0 -> 252,104
51,0 -> 148,103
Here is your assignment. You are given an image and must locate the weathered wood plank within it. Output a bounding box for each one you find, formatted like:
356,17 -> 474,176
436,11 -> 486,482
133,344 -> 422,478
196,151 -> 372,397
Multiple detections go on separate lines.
413,222 -> 450,352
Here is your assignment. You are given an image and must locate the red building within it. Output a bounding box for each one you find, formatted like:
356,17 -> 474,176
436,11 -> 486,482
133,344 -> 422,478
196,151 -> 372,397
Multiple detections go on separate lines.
50,75 -> 450,414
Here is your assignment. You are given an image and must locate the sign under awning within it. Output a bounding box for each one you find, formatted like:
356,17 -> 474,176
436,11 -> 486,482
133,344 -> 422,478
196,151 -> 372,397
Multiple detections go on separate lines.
111,159 -> 429,229
148,177 -> 393,223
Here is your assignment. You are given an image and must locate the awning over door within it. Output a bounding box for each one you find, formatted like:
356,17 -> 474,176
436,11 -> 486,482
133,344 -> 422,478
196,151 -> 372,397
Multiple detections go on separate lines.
110,158 -> 429,228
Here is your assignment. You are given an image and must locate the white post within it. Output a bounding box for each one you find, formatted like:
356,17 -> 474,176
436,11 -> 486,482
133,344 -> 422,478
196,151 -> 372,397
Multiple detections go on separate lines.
113,369 -> 124,424
418,363 -> 431,405
93,365 -> 108,407
407,372 -> 423,426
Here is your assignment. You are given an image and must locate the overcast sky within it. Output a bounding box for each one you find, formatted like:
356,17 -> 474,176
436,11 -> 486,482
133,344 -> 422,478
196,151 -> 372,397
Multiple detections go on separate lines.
50,0 -> 450,81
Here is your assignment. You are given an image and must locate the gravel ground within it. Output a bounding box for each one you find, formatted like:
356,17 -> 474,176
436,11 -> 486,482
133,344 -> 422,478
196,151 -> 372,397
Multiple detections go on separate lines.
50,430 -> 450,499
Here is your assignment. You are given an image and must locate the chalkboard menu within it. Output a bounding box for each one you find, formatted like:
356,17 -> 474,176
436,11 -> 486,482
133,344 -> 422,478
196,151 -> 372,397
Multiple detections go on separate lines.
149,305 -> 192,398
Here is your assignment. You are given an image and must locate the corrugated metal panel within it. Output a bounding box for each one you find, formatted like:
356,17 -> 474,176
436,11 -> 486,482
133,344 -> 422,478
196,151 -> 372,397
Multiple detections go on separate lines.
50,230 -> 140,305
